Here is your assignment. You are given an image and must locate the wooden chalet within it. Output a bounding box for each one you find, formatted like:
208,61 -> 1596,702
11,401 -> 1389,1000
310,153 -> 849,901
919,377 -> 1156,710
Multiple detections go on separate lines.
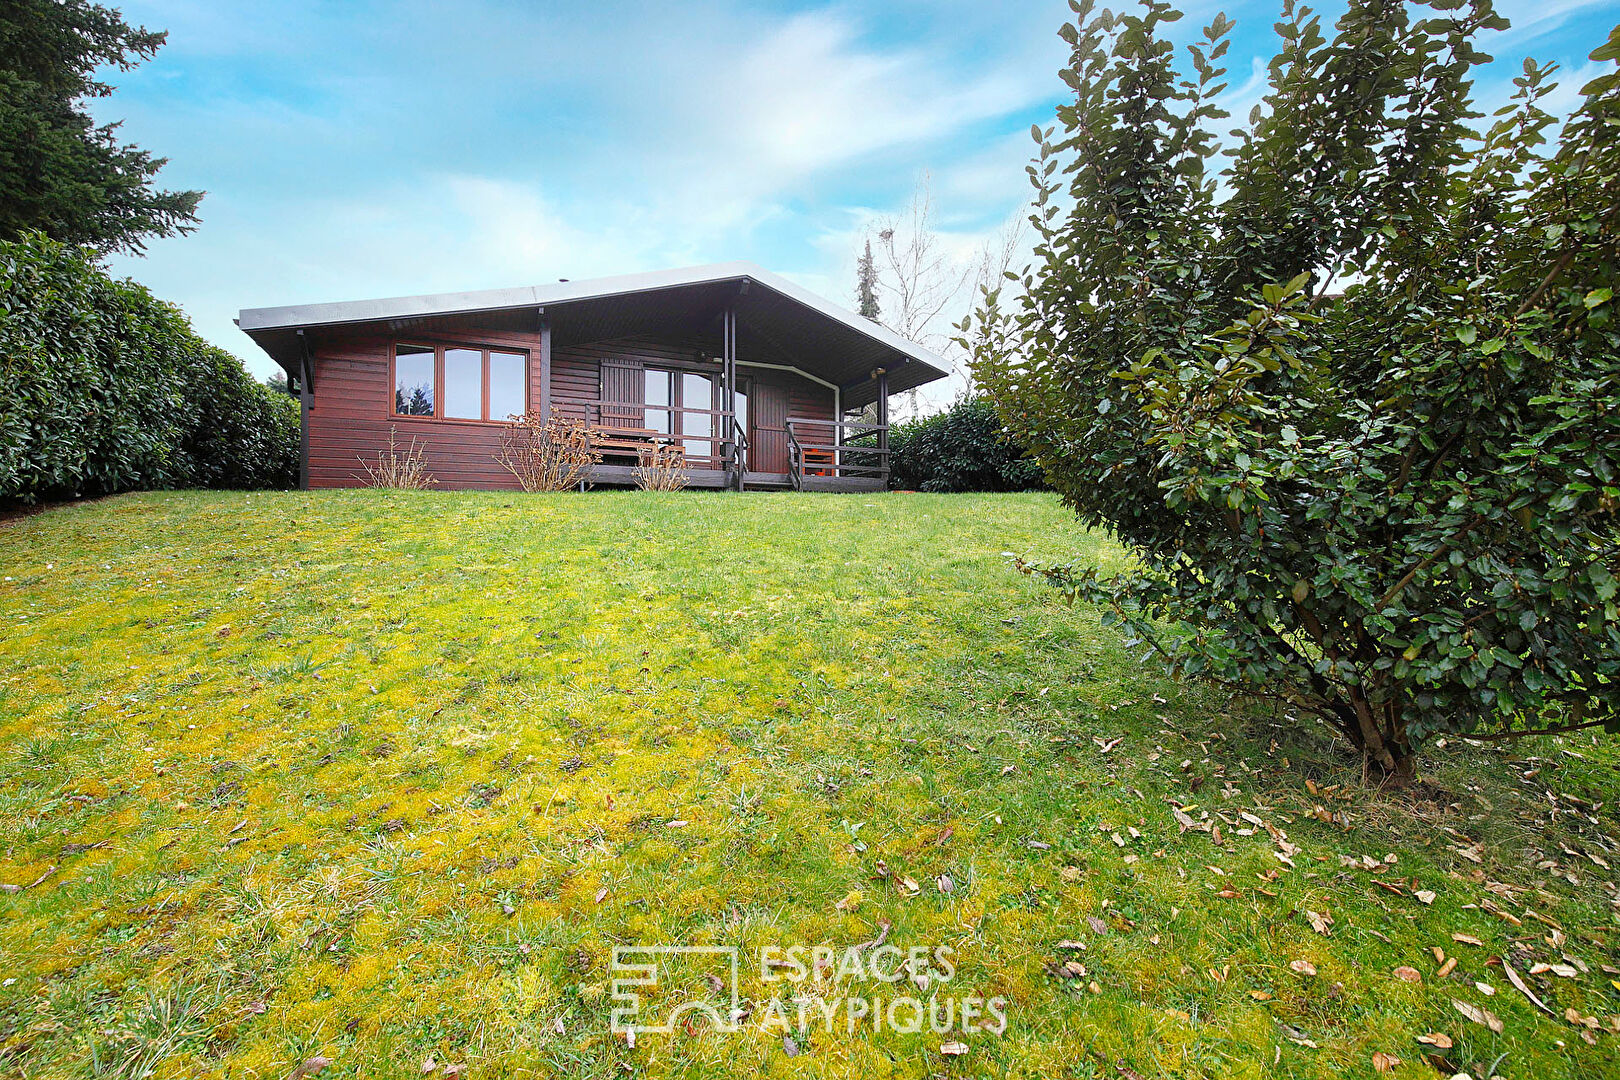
237,262 -> 950,493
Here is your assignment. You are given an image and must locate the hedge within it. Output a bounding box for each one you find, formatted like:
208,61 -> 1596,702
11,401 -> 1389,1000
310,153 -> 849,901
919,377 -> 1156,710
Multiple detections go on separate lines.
889,395 -> 1045,493
0,232 -> 298,501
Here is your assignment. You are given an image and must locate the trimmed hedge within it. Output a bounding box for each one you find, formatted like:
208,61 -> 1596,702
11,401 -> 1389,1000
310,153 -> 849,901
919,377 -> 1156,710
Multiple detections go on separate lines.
889,395 -> 1045,493
0,232 -> 298,501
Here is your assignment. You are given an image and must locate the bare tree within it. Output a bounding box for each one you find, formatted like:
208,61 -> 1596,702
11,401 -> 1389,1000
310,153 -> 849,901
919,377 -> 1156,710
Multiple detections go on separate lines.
860,180 -> 1031,419
868,177 -> 970,420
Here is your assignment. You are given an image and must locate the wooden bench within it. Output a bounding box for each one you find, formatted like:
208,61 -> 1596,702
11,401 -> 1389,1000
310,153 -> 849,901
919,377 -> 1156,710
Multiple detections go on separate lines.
587,425 -> 684,464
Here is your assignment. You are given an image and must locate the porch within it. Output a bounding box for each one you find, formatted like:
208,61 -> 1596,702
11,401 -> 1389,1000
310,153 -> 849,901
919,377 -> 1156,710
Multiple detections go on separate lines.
239,262 -> 948,493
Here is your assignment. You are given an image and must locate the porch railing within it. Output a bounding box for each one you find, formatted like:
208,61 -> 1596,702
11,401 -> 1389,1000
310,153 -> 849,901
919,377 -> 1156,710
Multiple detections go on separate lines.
567,398 -> 738,470
784,417 -> 890,490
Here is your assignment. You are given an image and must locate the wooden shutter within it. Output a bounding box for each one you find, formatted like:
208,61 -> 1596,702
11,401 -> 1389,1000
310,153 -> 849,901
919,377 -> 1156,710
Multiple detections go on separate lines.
600,357 -> 643,427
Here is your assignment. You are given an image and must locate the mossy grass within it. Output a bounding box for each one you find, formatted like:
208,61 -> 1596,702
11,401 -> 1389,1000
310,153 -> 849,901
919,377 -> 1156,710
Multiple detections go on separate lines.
0,491 -> 1615,1078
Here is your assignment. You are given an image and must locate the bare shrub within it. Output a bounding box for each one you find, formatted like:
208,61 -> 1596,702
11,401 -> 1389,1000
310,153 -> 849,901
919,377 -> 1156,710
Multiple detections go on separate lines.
357,426 -> 437,489
632,443 -> 689,492
497,414 -> 599,492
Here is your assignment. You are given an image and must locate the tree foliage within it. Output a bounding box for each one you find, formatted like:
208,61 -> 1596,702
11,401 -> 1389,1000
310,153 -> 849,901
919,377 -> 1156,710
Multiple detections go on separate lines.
0,232 -> 298,500
890,396 -> 1046,493
856,238 -> 882,321
967,0 -> 1620,781
0,0 -> 201,253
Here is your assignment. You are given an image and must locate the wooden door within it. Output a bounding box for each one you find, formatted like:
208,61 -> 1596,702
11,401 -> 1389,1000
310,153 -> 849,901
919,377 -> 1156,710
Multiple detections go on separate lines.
750,380 -> 790,474
600,358 -> 643,428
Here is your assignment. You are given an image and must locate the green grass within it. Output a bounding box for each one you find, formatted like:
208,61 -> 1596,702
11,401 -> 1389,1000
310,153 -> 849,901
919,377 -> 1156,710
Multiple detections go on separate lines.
1,489 -> 1616,1079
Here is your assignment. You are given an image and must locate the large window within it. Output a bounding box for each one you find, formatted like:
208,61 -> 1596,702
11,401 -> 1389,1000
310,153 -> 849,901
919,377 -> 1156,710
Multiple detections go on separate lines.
392,343 -> 528,421
638,368 -> 715,456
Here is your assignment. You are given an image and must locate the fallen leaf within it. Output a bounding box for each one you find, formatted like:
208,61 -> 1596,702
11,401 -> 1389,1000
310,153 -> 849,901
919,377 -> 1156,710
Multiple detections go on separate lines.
1450,933 -> 1484,947
1414,889 -> 1435,905
1502,959 -> 1553,1016
1371,1051 -> 1401,1073
665,820 -> 690,829
940,1041 -> 969,1056
289,1058 -> 332,1080
1305,910 -> 1333,935
936,874 -> 954,894
421,1057 -> 437,1076
1087,915 -> 1109,935
1290,959 -> 1317,976
594,887 -> 609,904
1475,981 -> 1495,996
899,876 -> 920,896
1415,1032 -> 1453,1049
783,1034 -> 799,1057
1392,966 -> 1422,984
1437,957 -> 1458,978
1452,999 -> 1504,1033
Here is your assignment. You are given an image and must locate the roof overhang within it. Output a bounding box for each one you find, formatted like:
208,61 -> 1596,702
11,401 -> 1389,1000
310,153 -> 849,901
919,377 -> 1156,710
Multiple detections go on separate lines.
237,261 -> 950,408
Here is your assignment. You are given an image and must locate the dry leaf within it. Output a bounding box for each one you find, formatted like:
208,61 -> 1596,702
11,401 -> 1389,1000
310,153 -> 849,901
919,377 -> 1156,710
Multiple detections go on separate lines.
1502,959 -> 1553,1016
289,1058 -> 332,1080
1371,1051 -> 1401,1073
1452,999 -> 1504,1033
939,1041 -> 969,1056
1290,959 -> 1317,976
899,876 -> 920,896
1414,889 -> 1435,905
665,819 -> 690,828
1415,1033 -> 1453,1049
1437,957 -> 1458,978
421,1057 -> 437,1076
936,874 -> 954,895
1450,933 -> 1484,947
1392,966 -> 1422,984
594,887 -> 609,904
1087,915 -> 1109,935
783,1034 -> 799,1057
1305,910 -> 1333,935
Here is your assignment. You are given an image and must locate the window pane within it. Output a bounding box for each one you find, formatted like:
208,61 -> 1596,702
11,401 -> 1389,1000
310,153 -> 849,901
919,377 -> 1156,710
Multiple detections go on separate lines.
644,370 -> 671,433
488,351 -> 526,420
394,345 -> 435,415
444,347 -> 482,419
733,385 -> 749,469
682,373 -> 712,455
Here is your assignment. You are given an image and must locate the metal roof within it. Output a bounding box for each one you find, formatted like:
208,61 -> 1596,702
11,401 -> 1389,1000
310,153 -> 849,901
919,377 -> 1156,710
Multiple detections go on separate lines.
237,261 -> 951,406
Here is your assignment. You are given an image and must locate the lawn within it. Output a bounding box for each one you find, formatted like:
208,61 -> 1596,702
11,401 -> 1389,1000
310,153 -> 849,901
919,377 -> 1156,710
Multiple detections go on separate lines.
1,490 -> 1616,1080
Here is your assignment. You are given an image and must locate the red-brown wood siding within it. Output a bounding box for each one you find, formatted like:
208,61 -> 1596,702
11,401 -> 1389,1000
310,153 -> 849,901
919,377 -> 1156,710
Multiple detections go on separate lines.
744,365 -> 835,474
304,322 -> 836,489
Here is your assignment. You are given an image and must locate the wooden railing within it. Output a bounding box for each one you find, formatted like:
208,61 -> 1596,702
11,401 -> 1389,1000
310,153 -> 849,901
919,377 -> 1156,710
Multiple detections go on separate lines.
785,417 -> 889,490
570,399 -> 736,468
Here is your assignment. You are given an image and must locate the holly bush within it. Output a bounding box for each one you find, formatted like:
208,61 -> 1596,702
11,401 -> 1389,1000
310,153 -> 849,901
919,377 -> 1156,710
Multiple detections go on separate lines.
966,0 -> 1620,781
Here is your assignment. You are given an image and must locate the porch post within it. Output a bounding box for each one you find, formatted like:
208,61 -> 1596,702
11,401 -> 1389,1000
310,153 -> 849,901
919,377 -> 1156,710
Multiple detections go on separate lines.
538,310 -> 552,423
722,303 -> 738,489
874,366 -> 889,455
296,330 -> 313,491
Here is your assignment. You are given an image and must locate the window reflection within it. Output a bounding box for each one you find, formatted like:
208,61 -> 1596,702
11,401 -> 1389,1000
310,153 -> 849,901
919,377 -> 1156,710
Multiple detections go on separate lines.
394,345 -> 434,416
683,373 -> 712,455
489,352 -> 525,420
444,347 -> 482,419
644,370 -> 672,434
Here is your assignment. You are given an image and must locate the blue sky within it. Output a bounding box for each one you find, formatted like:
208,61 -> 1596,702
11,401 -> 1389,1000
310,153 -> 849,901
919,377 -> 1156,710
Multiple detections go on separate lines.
95,0 -> 1617,385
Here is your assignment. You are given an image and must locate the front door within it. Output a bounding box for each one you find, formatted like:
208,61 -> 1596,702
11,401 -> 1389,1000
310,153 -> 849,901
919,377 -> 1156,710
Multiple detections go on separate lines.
749,380 -> 790,474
